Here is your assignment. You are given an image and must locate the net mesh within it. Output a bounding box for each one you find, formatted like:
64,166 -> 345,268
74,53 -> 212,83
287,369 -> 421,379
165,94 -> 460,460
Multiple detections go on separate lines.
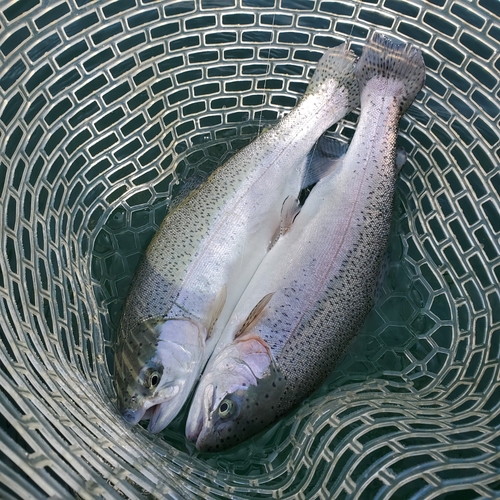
1,0 -> 499,498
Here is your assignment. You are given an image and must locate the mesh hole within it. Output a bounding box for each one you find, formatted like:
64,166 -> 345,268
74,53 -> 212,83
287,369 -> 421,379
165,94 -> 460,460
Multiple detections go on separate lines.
28,33 -> 62,63
103,0 -> 136,19
3,0 -> 40,22
92,22 -> 124,44
0,59 -> 27,92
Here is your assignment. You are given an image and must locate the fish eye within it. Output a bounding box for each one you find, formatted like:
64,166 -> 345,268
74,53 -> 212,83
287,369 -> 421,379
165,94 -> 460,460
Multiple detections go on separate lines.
147,371 -> 160,388
218,399 -> 235,418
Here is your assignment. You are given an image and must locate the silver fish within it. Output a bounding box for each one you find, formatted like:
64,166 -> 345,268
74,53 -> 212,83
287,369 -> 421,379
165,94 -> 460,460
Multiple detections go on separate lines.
114,44 -> 360,433
186,33 -> 426,451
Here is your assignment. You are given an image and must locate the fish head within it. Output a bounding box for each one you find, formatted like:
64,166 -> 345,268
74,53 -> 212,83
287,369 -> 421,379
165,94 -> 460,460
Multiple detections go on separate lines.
114,317 -> 205,433
186,333 -> 285,451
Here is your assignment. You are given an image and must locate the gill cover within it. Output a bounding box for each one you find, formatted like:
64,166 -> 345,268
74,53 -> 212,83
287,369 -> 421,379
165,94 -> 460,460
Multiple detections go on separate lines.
186,333 -> 286,451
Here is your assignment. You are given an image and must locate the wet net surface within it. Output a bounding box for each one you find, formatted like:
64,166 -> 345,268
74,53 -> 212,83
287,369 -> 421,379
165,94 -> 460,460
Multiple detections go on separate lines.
0,0 -> 499,498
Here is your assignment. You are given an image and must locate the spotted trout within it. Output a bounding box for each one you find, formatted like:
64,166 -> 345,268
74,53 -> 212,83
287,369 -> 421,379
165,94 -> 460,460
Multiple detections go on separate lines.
114,44 -> 360,432
186,33 -> 426,451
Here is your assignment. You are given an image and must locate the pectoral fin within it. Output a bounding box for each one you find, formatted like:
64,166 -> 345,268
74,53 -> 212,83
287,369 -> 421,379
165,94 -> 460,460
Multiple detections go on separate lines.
268,196 -> 301,250
279,196 -> 301,235
206,285 -> 227,339
302,135 -> 347,189
234,292 -> 275,339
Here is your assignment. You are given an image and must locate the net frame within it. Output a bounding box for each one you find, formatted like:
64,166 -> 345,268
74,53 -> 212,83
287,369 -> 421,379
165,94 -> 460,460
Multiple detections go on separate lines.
0,0 -> 499,498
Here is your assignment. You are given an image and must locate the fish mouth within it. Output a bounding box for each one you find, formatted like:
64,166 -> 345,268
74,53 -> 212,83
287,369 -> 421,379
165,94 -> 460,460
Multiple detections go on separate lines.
121,400 -> 173,432
185,383 -> 215,446
146,383 -> 187,433
189,422 -> 211,451
185,411 -> 203,444
147,400 -> 181,433
121,403 -> 169,433
121,407 -> 147,426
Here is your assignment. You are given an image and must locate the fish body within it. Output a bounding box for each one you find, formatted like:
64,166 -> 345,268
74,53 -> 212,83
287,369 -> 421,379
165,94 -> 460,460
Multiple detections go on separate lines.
114,44 -> 360,432
186,33 -> 426,451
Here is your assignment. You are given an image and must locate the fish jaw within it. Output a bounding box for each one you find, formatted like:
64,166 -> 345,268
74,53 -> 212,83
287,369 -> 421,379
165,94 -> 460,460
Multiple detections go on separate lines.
147,393 -> 180,433
115,318 -> 206,433
122,406 -> 147,426
186,333 -> 286,451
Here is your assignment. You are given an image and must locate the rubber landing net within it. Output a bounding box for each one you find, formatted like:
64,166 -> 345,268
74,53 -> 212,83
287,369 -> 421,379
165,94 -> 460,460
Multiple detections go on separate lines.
0,0 -> 499,498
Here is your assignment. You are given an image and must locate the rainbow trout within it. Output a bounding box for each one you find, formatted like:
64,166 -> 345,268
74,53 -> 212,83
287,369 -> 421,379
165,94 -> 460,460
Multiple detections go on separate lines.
114,44 -> 360,432
186,33 -> 426,451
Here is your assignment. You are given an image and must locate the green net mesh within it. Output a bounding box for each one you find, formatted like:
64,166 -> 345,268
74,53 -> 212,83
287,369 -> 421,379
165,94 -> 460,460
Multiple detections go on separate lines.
0,0 -> 499,498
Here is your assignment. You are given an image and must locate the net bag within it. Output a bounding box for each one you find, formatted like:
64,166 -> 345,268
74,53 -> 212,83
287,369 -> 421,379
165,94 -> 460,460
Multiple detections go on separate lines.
0,0 -> 499,498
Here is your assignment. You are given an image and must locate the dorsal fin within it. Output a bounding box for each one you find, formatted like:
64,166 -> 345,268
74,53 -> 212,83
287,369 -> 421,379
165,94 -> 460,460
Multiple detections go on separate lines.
301,135 -> 347,190
234,292 -> 275,339
268,196 -> 301,250
206,285 -> 227,339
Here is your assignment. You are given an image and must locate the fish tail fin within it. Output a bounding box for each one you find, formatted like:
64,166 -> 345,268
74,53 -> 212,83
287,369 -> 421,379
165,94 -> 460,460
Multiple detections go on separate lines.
306,43 -> 360,110
355,33 -> 426,113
